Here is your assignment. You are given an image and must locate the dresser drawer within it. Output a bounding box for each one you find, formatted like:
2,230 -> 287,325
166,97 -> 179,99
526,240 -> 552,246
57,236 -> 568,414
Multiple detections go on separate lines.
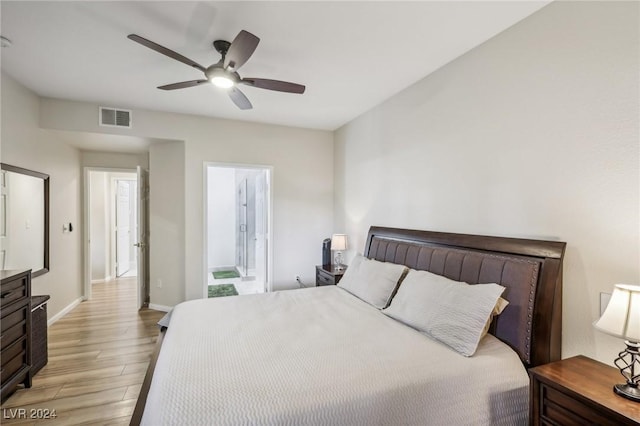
0,270 -> 32,402
1,342 -> 27,384
0,275 -> 29,308
1,305 -> 28,334
1,318 -> 27,351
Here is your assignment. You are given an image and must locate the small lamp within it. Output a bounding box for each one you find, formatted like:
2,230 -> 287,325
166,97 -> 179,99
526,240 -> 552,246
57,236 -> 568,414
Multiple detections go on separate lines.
593,284 -> 640,402
331,234 -> 347,270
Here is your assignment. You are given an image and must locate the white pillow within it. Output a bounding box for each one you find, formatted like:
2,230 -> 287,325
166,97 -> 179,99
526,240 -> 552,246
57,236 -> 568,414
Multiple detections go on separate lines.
481,297 -> 509,338
383,269 -> 506,356
337,255 -> 407,309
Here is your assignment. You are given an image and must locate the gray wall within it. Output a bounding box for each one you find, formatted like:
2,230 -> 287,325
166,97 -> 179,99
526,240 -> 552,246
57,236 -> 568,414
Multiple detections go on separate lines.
149,141 -> 185,307
334,1 -> 639,365
39,97 -> 334,304
1,72 -> 83,320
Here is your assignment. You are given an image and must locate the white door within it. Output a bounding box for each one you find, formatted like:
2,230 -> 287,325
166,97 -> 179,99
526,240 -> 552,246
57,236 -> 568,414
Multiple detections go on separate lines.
135,166 -> 150,309
115,180 -> 131,277
254,172 -> 267,290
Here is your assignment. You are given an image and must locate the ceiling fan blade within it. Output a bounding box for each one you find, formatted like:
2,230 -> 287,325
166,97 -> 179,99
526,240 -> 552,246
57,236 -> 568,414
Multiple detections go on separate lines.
228,87 -> 252,110
128,34 -> 206,72
158,80 -> 209,90
241,78 -> 305,94
224,30 -> 260,71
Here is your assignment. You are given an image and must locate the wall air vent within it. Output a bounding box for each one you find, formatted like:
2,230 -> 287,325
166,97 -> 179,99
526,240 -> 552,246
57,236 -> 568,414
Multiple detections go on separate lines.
99,107 -> 132,128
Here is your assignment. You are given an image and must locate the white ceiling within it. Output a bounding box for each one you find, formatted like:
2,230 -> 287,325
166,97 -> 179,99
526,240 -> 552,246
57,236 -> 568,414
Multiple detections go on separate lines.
1,1 -> 549,133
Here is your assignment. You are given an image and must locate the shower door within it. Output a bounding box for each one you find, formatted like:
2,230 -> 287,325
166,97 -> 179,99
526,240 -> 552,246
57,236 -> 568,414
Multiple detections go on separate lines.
236,178 -> 248,277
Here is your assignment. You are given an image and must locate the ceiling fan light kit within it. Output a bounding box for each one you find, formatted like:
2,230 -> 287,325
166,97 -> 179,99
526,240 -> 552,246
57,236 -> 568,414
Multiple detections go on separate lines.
207,68 -> 235,89
128,30 -> 305,110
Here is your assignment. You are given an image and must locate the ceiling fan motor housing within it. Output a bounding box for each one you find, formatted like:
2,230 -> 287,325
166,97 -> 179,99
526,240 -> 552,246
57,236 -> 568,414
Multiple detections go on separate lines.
213,40 -> 231,55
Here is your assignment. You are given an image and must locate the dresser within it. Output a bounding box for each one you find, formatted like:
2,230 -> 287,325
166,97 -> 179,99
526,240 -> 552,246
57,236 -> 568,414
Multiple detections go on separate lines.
1,269 -> 32,402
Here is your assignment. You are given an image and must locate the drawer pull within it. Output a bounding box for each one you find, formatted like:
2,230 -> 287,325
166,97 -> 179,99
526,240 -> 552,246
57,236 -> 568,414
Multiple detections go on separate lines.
1,292 -> 13,299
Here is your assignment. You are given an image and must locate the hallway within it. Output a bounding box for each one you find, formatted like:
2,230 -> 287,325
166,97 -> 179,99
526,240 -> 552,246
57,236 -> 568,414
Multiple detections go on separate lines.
1,278 -> 164,424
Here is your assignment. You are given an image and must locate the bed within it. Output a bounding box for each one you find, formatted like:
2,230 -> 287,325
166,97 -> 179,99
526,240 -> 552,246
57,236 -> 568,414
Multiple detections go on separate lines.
132,226 -> 566,425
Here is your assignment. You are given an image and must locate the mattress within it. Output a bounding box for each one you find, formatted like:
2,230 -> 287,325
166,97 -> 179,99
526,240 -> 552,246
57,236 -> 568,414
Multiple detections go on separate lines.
141,286 -> 529,425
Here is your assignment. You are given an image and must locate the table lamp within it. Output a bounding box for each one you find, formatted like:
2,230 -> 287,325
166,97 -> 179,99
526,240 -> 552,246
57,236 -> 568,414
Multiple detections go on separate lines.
593,283 -> 640,402
331,234 -> 347,271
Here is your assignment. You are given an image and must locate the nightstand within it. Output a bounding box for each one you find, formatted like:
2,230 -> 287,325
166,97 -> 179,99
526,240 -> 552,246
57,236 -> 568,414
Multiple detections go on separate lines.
529,355 -> 640,425
315,265 -> 346,286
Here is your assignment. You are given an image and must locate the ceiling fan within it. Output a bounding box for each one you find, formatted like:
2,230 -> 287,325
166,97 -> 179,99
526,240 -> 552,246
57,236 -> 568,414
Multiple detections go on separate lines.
127,30 -> 305,110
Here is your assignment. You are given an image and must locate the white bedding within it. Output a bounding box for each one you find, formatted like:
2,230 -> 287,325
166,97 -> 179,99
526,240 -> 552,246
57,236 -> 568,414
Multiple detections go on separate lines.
142,286 -> 529,425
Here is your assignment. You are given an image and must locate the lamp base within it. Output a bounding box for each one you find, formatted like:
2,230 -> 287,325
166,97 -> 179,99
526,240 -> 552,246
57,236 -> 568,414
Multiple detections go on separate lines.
613,384 -> 640,402
334,251 -> 343,270
612,340 -> 640,403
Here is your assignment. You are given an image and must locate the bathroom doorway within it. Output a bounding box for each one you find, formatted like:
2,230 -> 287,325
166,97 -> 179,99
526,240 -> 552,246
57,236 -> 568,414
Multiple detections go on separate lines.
205,164 -> 271,297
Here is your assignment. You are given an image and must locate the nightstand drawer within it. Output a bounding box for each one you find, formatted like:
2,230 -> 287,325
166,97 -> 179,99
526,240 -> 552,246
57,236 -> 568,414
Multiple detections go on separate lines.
315,265 -> 346,286
541,384 -> 613,426
316,270 -> 334,286
529,356 -> 640,426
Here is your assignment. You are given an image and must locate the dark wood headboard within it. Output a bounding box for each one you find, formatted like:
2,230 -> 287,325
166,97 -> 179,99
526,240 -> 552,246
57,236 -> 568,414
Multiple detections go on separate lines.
364,226 -> 566,368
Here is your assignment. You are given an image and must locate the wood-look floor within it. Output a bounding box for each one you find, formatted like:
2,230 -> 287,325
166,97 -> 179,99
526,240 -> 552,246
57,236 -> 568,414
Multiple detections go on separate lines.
1,278 -> 165,425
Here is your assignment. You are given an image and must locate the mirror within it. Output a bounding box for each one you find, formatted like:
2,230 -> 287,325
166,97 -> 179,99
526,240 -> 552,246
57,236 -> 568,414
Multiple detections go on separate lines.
1,163 -> 49,278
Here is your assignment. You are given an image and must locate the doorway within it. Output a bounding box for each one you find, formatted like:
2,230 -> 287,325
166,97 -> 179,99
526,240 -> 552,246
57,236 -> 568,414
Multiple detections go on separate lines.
205,164 -> 271,297
84,167 -> 149,308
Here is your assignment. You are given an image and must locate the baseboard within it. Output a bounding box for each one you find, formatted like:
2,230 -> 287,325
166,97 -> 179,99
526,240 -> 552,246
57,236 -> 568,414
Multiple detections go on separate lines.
48,297 -> 84,326
91,275 -> 112,284
148,303 -> 173,312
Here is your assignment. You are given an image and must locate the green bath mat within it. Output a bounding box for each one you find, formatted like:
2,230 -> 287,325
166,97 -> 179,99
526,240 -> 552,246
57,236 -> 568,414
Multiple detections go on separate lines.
208,284 -> 239,298
212,269 -> 240,279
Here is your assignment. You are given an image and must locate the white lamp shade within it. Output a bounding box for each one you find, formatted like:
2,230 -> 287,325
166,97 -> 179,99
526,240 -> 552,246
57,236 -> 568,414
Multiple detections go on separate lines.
593,284 -> 640,342
331,234 -> 348,251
